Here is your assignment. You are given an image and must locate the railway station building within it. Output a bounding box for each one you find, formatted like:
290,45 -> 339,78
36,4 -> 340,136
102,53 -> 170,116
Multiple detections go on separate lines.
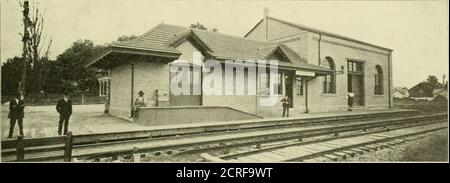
86,9 -> 393,121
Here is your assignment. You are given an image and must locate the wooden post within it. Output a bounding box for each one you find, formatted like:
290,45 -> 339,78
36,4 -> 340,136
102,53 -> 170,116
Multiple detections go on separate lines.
155,89 -> 159,106
64,131 -> 73,162
16,135 -> 25,161
132,154 -> 141,162
132,146 -> 140,162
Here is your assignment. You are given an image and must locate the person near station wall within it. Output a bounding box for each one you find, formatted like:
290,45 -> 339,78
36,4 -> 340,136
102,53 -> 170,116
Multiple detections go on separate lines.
347,90 -> 355,111
281,95 -> 291,117
130,90 -> 147,119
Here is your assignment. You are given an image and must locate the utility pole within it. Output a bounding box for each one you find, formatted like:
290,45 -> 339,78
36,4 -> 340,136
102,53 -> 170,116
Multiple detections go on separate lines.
19,1 -> 30,95
442,74 -> 446,87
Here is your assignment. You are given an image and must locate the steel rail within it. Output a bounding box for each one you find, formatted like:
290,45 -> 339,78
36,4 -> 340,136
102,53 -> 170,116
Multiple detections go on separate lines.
73,113 -> 446,161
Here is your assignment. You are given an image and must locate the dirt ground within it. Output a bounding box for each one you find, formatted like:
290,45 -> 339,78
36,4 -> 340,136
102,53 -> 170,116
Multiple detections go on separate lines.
1,104 -> 135,139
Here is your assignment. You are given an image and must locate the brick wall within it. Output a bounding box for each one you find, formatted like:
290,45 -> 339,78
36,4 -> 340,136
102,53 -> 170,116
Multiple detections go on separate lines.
109,58 -> 170,119
110,64 -> 132,119
244,18 -> 392,113
306,33 -> 391,112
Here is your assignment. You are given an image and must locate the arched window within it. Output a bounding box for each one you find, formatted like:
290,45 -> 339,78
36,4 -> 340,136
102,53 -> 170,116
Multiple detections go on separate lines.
374,65 -> 383,95
322,57 -> 336,94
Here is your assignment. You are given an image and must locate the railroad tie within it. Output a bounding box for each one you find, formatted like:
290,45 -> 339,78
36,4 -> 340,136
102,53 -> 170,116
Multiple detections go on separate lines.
350,148 -> 365,154
342,150 -> 356,157
358,147 -> 371,152
332,152 -> 347,159
308,156 -> 330,162
323,154 -> 339,161
133,154 -> 141,162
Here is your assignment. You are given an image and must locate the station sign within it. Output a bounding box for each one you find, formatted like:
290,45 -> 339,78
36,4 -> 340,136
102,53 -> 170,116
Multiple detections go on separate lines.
296,70 -> 315,77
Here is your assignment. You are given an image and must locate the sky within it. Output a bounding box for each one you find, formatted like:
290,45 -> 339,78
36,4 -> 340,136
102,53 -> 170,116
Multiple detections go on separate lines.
1,0 -> 448,88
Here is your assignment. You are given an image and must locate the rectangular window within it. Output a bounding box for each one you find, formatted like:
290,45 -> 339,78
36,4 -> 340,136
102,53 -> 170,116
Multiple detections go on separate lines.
259,72 -> 270,95
176,68 -> 183,88
323,75 -> 332,93
348,61 -> 363,73
296,77 -> 303,95
374,75 -> 383,95
273,73 -> 282,95
356,63 -> 362,71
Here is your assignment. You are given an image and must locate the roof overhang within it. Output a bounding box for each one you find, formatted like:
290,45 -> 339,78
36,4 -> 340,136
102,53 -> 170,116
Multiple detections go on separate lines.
84,45 -> 181,68
277,64 -> 332,76
210,58 -> 332,76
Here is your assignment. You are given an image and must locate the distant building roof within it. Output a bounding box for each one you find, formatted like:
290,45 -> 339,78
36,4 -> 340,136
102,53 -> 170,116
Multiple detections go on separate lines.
432,88 -> 448,95
408,82 -> 433,98
394,87 -> 409,95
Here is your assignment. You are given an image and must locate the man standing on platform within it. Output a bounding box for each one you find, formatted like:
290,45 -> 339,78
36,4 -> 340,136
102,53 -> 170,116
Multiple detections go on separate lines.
8,93 -> 25,138
347,90 -> 355,111
281,95 -> 290,117
56,92 -> 72,135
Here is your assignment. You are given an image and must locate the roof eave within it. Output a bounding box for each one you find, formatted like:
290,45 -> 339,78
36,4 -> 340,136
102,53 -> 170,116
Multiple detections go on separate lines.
267,16 -> 393,52
84,45 -> 182,68
244,19 -> 264,38
84,47 -> 113,68
212,56 -> 332,75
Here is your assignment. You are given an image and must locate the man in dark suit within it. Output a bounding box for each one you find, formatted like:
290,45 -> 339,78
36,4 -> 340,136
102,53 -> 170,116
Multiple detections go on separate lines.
8,93 -> 25,138
56,92 -> 72,135
281,95 -> 291,117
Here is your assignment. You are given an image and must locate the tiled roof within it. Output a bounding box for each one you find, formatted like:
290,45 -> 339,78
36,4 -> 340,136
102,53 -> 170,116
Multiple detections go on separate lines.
111,23 -> 186,54
190,29 -> 268,60
100,23 -> 331,73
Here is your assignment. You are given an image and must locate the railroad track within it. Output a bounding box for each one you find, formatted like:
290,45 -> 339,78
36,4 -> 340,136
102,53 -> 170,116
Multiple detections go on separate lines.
1,111 -> 446,162
217,123 -> 447,162
1,110 -> 416,161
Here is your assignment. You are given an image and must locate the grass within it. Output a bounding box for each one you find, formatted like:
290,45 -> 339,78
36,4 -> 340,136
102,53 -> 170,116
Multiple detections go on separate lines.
394,98 -> 448,113
343,129 -> 448,162
400,130 -> 448,161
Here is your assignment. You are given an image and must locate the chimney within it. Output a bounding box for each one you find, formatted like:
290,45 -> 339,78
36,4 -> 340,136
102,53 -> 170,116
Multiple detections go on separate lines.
264,7 -> 269,18
443,74 -> 446,86
264,7 -> 269,41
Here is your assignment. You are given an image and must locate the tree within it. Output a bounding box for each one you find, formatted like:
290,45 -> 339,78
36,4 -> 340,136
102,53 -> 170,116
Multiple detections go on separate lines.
19,1 -> 30,95
55,39 -> 105,93
18,1 -> 52,95
426,75 -> 442,89
116,35 -> 137,42
190,22 -> 208,30
26,2 -> 52,93
2,57 -> 26,96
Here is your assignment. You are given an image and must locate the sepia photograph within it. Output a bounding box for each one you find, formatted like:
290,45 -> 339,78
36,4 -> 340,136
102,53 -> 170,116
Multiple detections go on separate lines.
0,0 -> 448,167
